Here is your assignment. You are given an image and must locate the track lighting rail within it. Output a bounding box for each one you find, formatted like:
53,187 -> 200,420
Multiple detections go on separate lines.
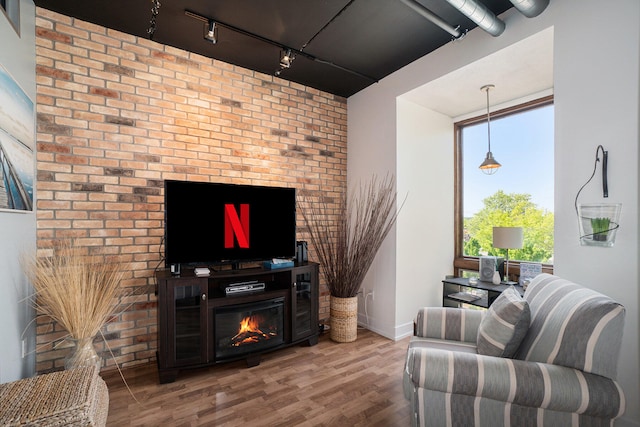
184,10 -> 378,83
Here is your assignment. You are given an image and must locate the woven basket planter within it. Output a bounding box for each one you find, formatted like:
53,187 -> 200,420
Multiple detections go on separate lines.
330,295 -> 358,342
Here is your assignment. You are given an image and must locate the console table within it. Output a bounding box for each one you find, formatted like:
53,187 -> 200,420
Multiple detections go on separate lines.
442,277 -> 524,310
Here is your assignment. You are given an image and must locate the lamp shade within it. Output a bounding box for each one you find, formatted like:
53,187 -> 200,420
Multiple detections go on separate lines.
479,151 -> 501,174
493,227 -> 523,249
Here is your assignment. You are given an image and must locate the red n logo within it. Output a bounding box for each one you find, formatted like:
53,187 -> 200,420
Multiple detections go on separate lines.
224,204 -> 249,248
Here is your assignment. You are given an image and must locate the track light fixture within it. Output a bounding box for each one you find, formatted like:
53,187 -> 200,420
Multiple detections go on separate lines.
204,20 -> 217,44
275,49 -> 294,76
479,84 -> 502,175
280,49 -> 293,68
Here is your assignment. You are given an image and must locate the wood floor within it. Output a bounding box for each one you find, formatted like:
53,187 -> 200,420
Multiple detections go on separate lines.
103,329 -> 412,426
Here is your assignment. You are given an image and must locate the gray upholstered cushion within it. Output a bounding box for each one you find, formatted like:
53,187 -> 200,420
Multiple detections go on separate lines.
406,347 -> 626,422
516,274 -> 626,378
477,286 -> 530,357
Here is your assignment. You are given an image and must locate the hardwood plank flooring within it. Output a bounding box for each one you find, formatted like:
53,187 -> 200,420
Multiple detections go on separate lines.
103,329 -> 412,426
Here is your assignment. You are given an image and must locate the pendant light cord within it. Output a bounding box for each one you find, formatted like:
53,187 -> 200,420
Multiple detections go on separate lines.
485,86 -> 492,152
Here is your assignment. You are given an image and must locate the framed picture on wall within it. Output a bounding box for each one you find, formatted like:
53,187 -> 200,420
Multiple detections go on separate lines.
0,63 -> 34,212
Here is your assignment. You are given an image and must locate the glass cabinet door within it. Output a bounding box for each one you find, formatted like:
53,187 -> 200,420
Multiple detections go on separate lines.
170,280 -> 207,366
292,265 -> 318,341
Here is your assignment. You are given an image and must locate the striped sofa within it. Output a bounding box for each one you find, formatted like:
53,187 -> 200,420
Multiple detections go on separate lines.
403,274 -> 626,426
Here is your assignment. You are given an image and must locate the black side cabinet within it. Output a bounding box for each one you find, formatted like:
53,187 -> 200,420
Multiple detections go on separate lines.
442,277 -> 524,310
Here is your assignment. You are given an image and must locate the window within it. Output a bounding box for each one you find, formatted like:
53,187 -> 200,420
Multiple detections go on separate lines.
454,96 -> 554,279
1,0 -> 20,35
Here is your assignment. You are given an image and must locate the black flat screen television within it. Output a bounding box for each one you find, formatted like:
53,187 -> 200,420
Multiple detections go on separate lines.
164,180 -> 296,267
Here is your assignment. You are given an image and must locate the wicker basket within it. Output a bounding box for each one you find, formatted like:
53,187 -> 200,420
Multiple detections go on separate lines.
330,295 -> 358,342
0,366 -> 108,426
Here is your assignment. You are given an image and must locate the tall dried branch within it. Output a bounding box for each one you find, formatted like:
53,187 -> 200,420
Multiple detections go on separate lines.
298,175 -> 401,298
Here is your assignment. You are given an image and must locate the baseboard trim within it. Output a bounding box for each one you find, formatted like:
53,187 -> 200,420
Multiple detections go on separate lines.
356,312 -> 413,342
394,321 -> 413,340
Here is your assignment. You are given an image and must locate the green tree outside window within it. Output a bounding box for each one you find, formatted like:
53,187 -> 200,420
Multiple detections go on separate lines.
463,190 -> 553,263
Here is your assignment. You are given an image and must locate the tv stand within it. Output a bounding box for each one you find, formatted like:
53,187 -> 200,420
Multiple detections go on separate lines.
156,262 -> 319,383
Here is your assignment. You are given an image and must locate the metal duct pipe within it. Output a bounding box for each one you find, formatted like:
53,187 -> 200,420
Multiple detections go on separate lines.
399,0 -> 462,39
444,0 -> 505,37
509,0 -> 549,18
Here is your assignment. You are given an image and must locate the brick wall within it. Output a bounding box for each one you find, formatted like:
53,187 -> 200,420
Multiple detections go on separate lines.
34,8 -> 346,373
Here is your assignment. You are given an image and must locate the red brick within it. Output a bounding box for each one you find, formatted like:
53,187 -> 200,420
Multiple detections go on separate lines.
34,9 -> 347,373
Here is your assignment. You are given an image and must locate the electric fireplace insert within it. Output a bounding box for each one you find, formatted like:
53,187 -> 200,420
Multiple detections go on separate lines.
214,297 -> 285,360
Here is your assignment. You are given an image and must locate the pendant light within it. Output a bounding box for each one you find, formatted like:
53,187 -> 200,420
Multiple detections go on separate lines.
479,84 -> 501,175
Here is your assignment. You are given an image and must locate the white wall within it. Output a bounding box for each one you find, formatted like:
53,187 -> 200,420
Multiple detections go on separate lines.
347,0 -> 640,425
348,80 -> 399,338
552,2 -> 639,427
395,99 -> 454,336
0,0 -> 36,382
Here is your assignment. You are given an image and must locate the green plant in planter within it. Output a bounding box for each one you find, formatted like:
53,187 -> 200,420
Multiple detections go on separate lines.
591,217 -> 611,241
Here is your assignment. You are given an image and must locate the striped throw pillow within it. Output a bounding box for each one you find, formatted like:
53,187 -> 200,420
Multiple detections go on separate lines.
477,286 -> 530,357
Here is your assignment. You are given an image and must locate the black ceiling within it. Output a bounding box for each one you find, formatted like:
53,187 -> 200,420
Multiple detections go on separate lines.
33,0 -> 515,98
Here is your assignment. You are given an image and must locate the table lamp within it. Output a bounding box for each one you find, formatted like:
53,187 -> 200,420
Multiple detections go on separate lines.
493,227 -> 523,284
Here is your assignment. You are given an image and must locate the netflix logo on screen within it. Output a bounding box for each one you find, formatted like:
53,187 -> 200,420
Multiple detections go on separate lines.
224,203 -> 249,249
164,180 -> 296,266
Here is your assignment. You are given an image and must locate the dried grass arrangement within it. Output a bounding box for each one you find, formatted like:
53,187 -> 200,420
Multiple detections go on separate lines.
22,240 -> 132,368
298,175 -> 401,298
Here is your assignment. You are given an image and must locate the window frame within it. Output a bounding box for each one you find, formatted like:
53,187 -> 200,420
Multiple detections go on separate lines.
453,95 -> 555,279
1,0 -> 20,36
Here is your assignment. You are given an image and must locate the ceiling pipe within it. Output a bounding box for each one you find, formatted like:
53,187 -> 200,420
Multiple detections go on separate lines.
508,0 -> 550,18
398,0 -> 463,39
443,0 -> 506,37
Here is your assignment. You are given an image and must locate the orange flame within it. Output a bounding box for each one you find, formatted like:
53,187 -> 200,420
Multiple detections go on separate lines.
238,315 -> 263,335
230,314 -> 277,347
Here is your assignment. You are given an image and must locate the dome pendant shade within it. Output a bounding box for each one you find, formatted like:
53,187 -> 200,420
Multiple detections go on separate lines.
479,151 -> 501,174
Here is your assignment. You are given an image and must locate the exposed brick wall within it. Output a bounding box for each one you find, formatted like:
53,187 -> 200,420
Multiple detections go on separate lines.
34,8 -> 346,373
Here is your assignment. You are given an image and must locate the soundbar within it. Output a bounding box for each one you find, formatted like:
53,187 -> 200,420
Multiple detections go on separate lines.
225,280 -> 265,295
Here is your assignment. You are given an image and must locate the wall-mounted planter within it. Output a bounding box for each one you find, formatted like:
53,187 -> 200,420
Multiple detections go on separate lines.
577,203 -> 622,247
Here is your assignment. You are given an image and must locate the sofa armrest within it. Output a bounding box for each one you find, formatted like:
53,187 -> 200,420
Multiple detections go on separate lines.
414,307 -> 483,344
406,347 -> 625,420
